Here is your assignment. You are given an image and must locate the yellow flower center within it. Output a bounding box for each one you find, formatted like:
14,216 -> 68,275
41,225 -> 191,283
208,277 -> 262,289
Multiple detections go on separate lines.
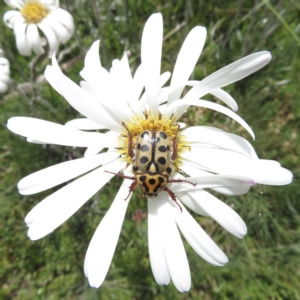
21,1 -> 49,24
118,113 -> 190,167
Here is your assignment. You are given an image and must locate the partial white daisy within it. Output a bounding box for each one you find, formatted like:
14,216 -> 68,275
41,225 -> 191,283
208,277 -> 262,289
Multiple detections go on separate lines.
7,13 -> 293,292
0,57 -> 10,93
3,0 -> 74,56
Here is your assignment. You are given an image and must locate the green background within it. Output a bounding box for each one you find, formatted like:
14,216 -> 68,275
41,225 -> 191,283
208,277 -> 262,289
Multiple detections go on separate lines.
0,0 -> 299,299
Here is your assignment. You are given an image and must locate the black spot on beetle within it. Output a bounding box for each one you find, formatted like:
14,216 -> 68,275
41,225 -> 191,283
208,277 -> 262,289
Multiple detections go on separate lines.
133,166 -> 139,172
140,175 -> 146,182
158,177 -> 165,183
158,145 -> 167,152
141,145 -> 149,151
154,177 -> 165,193
141,131 -> 149,138
159,132 -> 168,139
149,178 -> 156,185
158,157 -> 166,165
137,143 -> 141,149
166,145 -> 170,151
166,167 -> 172,174
142,182 -> 149,192
140,156 -> 149,164
154,185 -> 161,193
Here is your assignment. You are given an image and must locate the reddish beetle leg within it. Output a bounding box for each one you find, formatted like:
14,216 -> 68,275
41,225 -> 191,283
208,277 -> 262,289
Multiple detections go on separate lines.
104,170 -> 136,200
164,187 -> 182,212
122,122 -> 134,158
168,178 -> 197,187
172,124 -> 180,161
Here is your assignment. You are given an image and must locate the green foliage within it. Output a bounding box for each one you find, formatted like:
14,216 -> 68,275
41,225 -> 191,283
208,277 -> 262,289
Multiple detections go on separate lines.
0,0 -> 299,299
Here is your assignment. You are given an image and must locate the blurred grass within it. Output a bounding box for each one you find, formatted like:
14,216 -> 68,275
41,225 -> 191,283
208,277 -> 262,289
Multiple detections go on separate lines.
0,0 -> 299,299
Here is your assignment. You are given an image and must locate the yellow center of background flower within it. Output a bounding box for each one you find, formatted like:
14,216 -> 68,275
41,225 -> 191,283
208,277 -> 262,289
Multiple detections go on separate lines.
21,2 -> 48,24
119,115 -> 190,167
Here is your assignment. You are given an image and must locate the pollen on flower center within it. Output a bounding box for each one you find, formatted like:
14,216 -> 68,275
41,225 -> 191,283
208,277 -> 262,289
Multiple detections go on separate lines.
21,2 -> 49,24
118,114 -> 190,166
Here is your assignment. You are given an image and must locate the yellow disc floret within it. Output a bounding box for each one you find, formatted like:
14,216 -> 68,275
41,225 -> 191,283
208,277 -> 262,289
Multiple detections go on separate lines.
21,1 -> 49,24
118,113 -> 190,167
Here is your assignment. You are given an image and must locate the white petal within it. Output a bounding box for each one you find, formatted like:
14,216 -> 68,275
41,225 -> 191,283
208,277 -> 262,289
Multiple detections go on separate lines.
183,189 -> 247,238
0,57 -> 10,67
65,118 -> 106,130
0,72 -> 10,83
157,194 -> 191,292
26,24 -> 45,55
47,57 -> 124,132
210,88 -> 238,111
186,52 -> 272,100
51,7 -> 74,22
0,64 -> 10,72
168,26 -> 207,104
211,185 -> 252,195
148,199 -> 170,285
110,55 -> 144,118
84,177 -> 133,288
7,117 -> 118,147
176,191 -> 208,216
133,64 -> 144,99
25,159 -> 122,239
172,52 -> 271,120
0,81 -> 9,93
40,0 -> 59,9
18,151 -> 119,195
182,126 -> 258,158
178,122 -> 186,129
258,159 -> 281,167
84,147 -> 102,157
26,138 -> 46,144
38,19 -> 59,57
159,71 -> 171,87
141,13 -> 163,117
164,98 -> 255,140
46,15 -> 72,43
0,68 -> 10,77
44,65 -> 62,94
83,132 -> 119,157
14,22 -> 31,56
63,80 -> 121,132
80,40 -> 109,86
181,148 -> 293,185
4,1 -> 24,10
172,200 -> 229,266
79,80 -> 130,128
140,72 -> 174,108
170,174 -> 255,193
3,10 -> 24,28
181,163 -> 252,196
187,82 -> 238,111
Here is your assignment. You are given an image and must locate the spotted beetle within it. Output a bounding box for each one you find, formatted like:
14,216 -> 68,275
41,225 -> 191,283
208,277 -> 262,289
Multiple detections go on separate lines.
106,123 -> 196,211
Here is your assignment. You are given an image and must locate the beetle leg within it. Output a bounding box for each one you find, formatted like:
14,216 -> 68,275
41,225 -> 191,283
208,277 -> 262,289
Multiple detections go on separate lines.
172,124 -> 180,161
104,170 -> 135,180
104,170 -> 137,201
164,187 -> 182,212
124,180 -> 138,201
168,178 -> 197,187
122,122 -> 134,158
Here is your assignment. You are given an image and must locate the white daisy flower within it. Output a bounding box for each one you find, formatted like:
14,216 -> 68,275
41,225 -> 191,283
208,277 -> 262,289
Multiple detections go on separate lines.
0,57 -> 10,93
7,13 -> 293,292
3,0 -> 74,56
